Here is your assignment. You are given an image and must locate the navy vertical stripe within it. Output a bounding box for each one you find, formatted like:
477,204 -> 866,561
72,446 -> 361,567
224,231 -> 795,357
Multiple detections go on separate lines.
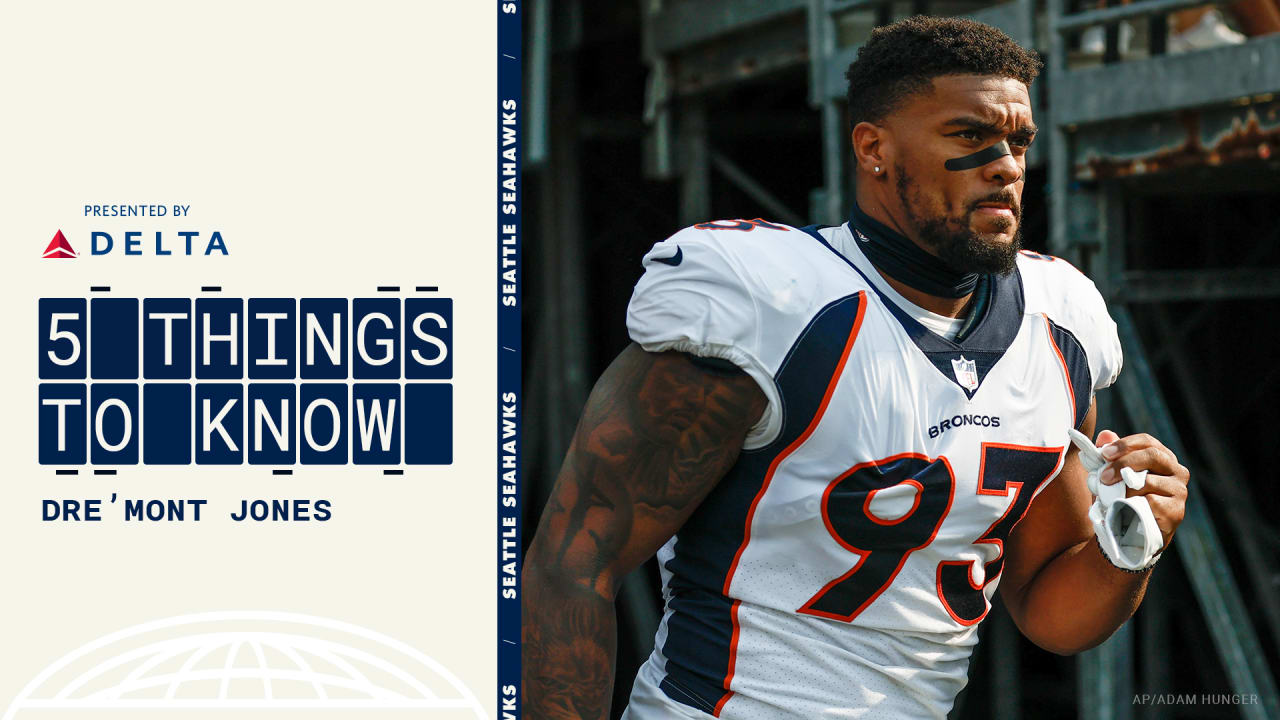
1046,319 -> 1093,428
497,0 -> 522,714
658,293 -> 865,715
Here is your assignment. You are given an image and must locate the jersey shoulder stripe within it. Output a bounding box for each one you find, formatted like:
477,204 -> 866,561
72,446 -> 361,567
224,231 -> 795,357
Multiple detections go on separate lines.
1017,250 -> 1122,394
659,291 -> 868,717
1043,314 -> 1093,428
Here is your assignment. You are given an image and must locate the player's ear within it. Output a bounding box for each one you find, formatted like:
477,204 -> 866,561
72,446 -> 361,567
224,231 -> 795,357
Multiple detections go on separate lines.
851,121 -> 889,177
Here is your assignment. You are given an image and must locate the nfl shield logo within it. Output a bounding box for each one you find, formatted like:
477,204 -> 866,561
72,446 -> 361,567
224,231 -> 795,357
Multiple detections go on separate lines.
951,355 -> 979,391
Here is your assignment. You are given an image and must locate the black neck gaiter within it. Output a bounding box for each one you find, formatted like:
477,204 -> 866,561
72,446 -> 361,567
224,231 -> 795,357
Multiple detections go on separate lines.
848,203 -> 980,299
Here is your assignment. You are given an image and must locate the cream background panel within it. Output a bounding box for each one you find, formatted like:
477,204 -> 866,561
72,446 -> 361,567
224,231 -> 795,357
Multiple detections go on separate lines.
0,1 -> 496,715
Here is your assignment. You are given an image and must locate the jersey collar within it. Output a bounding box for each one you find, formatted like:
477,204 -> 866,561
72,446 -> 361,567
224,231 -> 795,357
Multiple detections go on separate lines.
799,223 -> 1025,399
848,203 -> 981,299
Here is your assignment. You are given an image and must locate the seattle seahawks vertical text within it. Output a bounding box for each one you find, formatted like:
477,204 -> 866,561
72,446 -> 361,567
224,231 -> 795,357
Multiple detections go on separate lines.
498,0 -> 522,717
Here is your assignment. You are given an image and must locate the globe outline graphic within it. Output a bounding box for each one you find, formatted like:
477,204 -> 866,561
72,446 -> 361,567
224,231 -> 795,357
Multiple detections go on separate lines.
3,611 -> 488,718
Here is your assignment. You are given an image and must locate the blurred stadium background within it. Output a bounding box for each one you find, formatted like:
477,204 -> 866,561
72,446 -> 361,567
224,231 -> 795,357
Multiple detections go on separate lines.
518,2 -> 1280,717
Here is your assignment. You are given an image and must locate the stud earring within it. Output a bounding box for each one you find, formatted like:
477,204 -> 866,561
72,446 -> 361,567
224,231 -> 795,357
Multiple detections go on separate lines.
873,165 -> 881,173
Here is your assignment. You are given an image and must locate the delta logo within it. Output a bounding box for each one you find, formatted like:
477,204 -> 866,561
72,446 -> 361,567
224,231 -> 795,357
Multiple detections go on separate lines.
40,229 -> 229,258
42,230 -> 77,259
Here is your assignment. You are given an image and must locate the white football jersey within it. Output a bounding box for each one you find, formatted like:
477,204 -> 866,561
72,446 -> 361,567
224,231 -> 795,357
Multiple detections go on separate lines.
620,216 -> 1122,720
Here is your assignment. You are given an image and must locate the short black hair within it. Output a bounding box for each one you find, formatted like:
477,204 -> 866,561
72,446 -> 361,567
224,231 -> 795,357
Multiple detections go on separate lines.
845,15 -> 1042,128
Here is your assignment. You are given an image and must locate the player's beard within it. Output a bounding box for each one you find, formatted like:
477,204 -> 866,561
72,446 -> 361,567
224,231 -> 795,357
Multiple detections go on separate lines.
895,162 -> 1023,275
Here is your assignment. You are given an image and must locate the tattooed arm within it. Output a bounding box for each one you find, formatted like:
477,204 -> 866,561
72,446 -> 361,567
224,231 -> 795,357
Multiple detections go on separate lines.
522,344 -> 767,719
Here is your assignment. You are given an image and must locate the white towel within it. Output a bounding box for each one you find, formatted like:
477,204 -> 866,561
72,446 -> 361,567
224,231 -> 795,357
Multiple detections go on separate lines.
1067,428 -> 1164,571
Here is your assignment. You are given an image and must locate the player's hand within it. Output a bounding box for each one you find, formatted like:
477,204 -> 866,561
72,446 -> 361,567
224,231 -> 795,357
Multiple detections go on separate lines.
1095,430 -> 1190,549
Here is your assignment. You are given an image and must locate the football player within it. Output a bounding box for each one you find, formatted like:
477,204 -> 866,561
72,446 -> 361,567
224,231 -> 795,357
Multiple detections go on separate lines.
523,15 -> 1190,719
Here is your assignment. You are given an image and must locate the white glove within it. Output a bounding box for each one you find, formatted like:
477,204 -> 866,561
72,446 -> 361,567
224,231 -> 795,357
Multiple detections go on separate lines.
1067,428 -> 1164,571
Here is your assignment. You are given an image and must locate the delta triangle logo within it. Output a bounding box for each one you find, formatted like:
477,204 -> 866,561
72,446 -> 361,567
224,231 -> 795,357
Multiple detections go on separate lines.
42,230 -> 78,259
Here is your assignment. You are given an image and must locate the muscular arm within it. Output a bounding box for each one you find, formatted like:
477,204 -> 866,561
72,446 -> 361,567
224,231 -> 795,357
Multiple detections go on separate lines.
522,344 -> 767,719
999,401 -> 1187,654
